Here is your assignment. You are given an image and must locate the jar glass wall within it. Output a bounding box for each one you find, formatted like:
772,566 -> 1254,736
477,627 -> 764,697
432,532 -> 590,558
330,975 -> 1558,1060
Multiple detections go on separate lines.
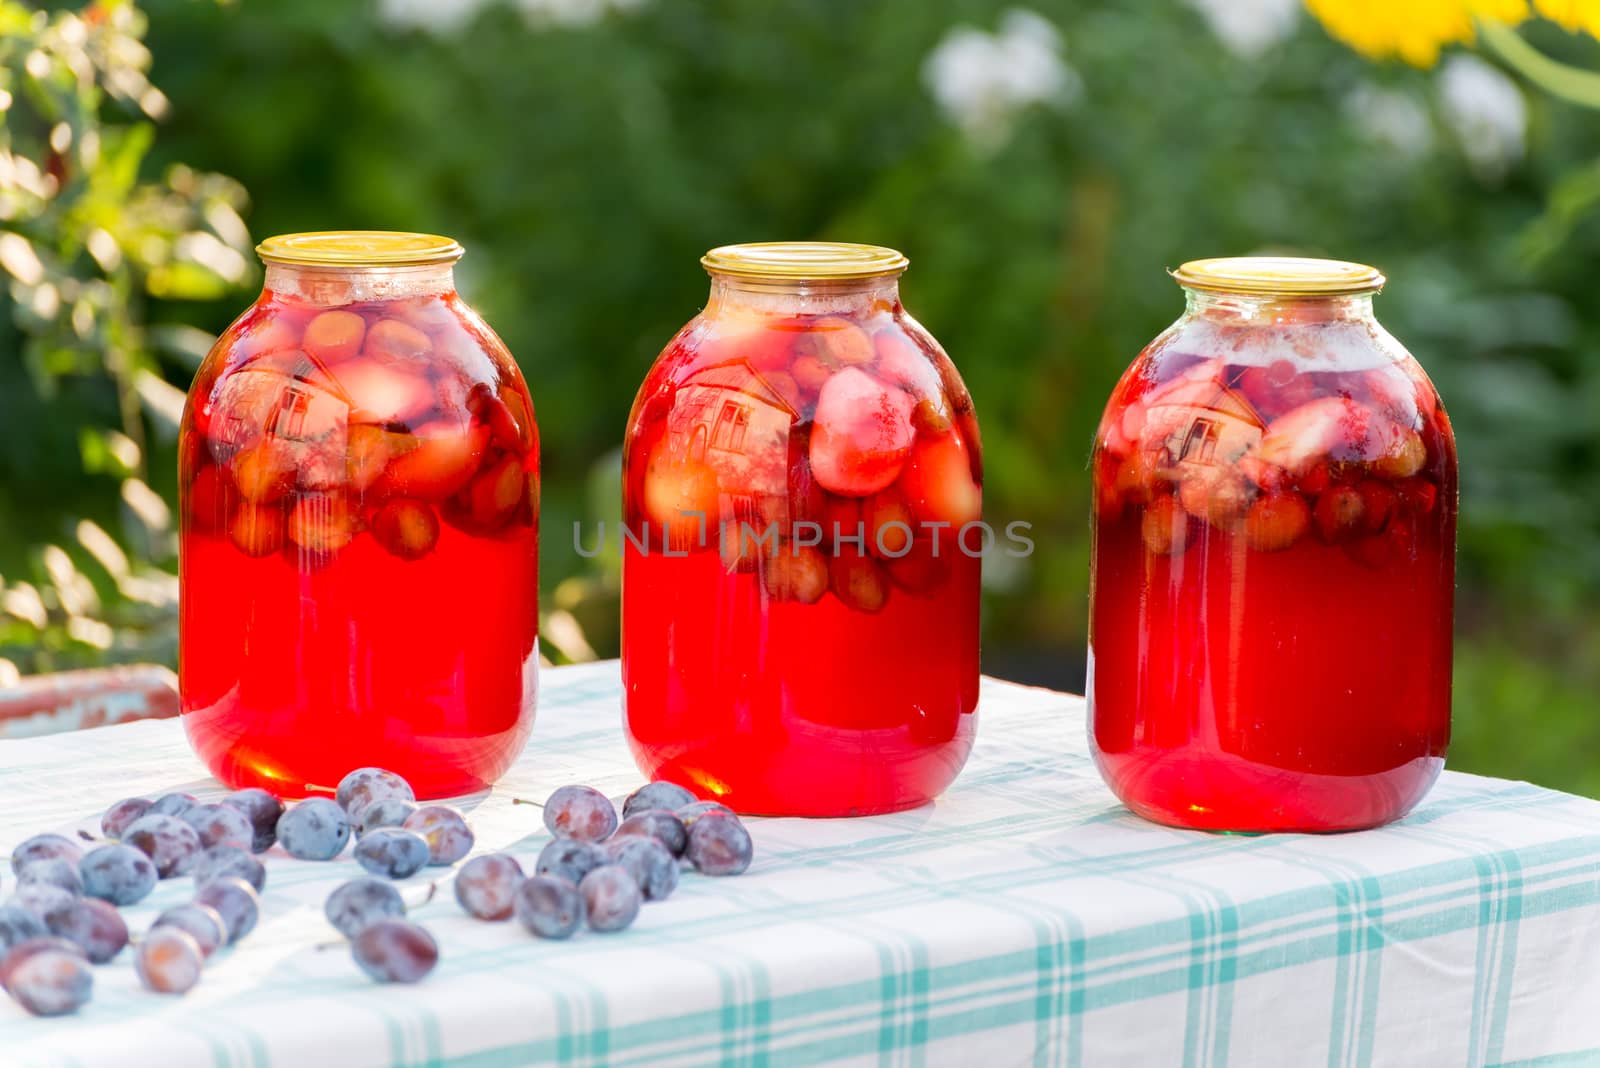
179,232 -> 540,798
622,242 -> 982,817
1088,257 -> 1456,832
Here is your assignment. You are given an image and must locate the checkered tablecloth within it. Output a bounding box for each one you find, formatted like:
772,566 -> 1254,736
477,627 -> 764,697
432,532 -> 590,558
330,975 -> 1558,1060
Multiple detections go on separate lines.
3,661 -> 1598,1067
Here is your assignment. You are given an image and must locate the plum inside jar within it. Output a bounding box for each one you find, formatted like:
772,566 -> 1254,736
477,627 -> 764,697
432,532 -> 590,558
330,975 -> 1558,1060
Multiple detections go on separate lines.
1088,257 -> 1456,832
622,243 -> 982,817
179,232 -> 540,799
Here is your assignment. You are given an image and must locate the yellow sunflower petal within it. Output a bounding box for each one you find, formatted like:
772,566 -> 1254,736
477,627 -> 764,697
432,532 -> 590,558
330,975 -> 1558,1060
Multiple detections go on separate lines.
1307,0 -> 1532,65
1533,0 -> 1600,35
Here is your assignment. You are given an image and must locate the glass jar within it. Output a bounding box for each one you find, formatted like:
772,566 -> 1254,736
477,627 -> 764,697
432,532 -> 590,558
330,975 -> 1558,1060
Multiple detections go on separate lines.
622,242 -> 982,817
179,232 -> 539,798
1088,257 -> 1455,832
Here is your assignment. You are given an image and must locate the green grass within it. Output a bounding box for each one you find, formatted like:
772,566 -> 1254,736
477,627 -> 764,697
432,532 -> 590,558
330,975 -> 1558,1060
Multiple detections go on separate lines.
1450,635 -> 1600,799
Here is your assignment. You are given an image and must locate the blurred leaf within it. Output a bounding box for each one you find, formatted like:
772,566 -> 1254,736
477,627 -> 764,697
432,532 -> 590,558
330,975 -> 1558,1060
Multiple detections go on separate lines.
132,367 -> 187,437
78,427 -> 141,478
144,259 -> 228,300
0,1 -> 240,670
1520,159 -> 1600,266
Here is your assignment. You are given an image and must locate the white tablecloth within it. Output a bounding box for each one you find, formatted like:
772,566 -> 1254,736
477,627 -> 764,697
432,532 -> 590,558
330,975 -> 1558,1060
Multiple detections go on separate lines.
3,661 -> 1598,1066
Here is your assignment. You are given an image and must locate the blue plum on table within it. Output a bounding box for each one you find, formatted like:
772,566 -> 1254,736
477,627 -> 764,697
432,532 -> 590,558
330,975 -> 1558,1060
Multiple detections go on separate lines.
336,768 -> 415,816
182,803 -> 255,852
0,935 -> 86,990
325,877 -> 405,939
153,903 -> 227,958
191,845 -> 266,893
195,876 -> 260,944
675,800 -> 736,830
402,806 -> 474,866
454,854 -> 524,921
8,881 -> 76,924
354,798 -> 417,839
276,798 -> 351,861
514,875 -> 584,940
0,905 -> 46,953
122,813 -> 203,877
101,798 -> 152,839
44,898 -> 128,963
622,782 -> 696,820
149,793 -> 198,817
604,836 -> 678,902
222,788 -> 284,853
579,866 -> 641,933
543,785 -> 617,842
5,948 -> 92,1016
685,811 -> 754,876
11,834 -> 83,875
135,927 -> 204,995
613,810 -> 688,858
351,919 -> 437,983
354,829 -> 430,880
535,838 -> 605,886
17,858 -> 84,897
80,843 -> 158,906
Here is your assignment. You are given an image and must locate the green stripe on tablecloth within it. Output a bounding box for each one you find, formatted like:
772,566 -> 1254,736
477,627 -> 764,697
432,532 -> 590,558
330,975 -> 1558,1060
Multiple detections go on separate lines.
676,831 -> 1600,952
401,851 -> 1600,1067
28,831 -> 1596,1066
1246,846 -> 1384,1068
1066,912 -> 1086,1068
1208,884 -> 1240,1068
1486,858 -> 1526,1068
1467,835 -> 1525,1068
108,840 -> 1596,1066
1352,878 -> 1385,1068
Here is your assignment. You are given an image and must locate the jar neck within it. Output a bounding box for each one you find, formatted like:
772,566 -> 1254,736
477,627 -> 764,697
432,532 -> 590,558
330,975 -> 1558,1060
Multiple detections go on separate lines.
263,262 -> 457,305
705,272 -> 901,316
1183,288 -> 1375,325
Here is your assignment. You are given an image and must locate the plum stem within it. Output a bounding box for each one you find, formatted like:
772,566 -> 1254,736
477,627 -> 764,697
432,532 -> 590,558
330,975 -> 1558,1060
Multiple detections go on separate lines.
401,881 -> 439,909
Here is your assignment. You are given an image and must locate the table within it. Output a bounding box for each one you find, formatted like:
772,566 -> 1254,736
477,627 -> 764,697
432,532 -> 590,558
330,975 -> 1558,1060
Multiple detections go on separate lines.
0,665 -> 178,739
3,662 -> 1598,1067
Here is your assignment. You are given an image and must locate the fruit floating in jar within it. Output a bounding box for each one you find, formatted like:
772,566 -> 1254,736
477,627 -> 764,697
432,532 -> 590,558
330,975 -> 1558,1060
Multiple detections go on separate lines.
622,242 -> 983,817
179,232 -> 540,799
1088,257 -> 1456,833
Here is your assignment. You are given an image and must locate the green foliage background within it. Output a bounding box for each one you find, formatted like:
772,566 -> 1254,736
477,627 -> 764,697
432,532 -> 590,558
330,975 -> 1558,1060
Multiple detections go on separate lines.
5,1 -> 1598,794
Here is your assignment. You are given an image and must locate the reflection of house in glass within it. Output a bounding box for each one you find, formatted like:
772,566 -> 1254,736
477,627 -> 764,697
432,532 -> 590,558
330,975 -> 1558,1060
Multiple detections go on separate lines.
665,366 -> 794,511
214,368 -> 350,451
1143,376 -> 1264,476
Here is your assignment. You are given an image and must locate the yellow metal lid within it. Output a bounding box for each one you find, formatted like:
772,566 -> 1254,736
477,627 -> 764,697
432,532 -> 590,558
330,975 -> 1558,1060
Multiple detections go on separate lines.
701,241 -> 909,281
256,231 -> 464,268
1172,256 -> 1385,297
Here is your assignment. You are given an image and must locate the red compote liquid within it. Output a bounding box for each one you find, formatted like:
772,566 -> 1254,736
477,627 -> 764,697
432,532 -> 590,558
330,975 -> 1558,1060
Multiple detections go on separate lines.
1089,258 -> 1456,832
179,232 -> 539,798
622,243 -> 983,817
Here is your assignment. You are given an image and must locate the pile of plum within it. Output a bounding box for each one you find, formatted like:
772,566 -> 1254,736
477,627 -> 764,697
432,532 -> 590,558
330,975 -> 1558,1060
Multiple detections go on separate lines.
0,772 -> 753,1015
